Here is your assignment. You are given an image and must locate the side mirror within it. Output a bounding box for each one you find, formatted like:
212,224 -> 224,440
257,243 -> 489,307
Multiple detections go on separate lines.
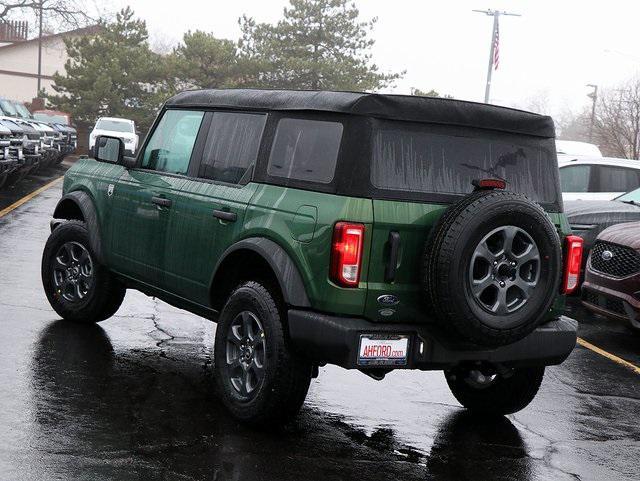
95,135 -> 124,164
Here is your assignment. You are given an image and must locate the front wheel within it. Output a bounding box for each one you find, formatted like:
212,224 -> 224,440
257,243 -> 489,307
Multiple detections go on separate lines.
42,220 -> 126,323
445,365 -> 544,415
214,281 -> 312,426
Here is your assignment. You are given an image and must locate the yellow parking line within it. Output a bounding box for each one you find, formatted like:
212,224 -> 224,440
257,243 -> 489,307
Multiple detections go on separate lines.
577,337 -> 640,375
0,176 -> 63,219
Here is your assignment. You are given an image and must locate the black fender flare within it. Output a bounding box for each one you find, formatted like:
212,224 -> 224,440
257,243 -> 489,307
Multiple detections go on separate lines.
51,191 -> 105,265
214,237 -> 311,308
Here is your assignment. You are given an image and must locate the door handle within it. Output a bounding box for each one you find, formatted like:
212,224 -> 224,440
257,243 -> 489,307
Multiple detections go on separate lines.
151,196 -> 172,208
385,231 -> 401,283
213,209 -> 237,222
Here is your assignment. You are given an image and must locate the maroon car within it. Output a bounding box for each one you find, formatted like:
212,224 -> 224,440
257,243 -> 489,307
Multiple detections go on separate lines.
581,221 -> 640,331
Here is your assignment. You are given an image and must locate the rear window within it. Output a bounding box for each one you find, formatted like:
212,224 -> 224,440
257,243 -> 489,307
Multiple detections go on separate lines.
267,118 -> 343,184
371,120 -> 558,204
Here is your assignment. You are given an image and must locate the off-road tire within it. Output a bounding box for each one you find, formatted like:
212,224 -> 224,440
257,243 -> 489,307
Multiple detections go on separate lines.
445,366 -> 545,415
214,281 -> 312,427
42,220 -> 125,322
423,190 -> 562,347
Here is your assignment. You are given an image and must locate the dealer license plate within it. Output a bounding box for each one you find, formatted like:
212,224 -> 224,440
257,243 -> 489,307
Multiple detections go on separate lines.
358,335 -> 409,366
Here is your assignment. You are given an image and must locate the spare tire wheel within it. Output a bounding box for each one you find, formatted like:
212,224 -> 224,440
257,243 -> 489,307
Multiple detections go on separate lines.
422,190 -> 562,347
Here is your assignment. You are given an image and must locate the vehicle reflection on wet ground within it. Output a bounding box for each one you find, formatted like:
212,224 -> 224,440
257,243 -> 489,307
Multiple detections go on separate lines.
0,172 -> 638,481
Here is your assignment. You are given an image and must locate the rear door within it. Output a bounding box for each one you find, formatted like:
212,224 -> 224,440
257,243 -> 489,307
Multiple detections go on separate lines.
108,109 -> 205,288
164,111 -> 267,305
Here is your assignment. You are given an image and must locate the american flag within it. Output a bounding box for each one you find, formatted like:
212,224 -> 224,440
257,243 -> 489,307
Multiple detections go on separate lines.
493,21 -> 500,70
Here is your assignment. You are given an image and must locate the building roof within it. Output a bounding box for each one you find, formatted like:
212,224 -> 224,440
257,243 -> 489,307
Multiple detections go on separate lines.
166,88 -> 556,138
0,25 -> 101,51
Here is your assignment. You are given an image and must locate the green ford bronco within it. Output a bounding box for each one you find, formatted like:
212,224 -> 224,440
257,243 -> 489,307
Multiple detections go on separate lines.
42,89 -> 582,425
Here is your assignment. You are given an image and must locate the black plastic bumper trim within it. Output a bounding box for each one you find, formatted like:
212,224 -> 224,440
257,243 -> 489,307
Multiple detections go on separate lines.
287,310 -> 577,370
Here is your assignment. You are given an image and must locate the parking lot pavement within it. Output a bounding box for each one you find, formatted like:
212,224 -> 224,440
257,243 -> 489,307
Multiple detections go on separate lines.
0,178 -> 638,481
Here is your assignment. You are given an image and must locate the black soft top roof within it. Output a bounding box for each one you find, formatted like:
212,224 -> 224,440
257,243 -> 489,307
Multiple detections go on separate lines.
166,89 -> 555,138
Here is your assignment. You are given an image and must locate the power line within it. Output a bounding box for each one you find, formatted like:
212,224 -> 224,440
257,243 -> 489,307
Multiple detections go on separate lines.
473,9 -> 521,103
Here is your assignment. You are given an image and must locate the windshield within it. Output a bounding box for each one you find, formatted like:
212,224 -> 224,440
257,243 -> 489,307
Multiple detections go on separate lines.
95,119 -> 133,133
34,113 -> 69,125
615,187 -> 640,202
13,102 -> 33,119
0,100 -> 17,116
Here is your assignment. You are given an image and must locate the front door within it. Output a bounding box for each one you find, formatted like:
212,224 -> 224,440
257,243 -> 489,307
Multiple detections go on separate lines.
108,109 -> 205,289
164,111 -> 267,305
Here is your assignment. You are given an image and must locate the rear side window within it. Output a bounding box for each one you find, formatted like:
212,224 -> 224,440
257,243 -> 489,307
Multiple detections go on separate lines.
267,118 -> 343,184
199,112 -> 266,184
370,120 -> 558,204
596,166 -> 640,192
560,165 -> 591,192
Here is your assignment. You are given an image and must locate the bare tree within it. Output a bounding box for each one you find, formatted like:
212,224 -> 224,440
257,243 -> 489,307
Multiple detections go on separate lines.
593,79 -> 640,159
0,1 -> 95,29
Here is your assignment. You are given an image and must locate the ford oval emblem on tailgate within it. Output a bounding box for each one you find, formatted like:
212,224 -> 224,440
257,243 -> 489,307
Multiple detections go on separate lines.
377,294 -> 399,306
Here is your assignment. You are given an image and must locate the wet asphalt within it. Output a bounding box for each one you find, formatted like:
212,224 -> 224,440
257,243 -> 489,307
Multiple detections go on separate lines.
0,166 -> 638,481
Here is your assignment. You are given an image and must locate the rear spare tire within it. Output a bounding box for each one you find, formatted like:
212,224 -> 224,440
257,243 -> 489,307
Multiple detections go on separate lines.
423,190 -> 561,347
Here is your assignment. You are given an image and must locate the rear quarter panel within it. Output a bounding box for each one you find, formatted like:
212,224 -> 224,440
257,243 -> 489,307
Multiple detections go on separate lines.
244,184 -> 373,316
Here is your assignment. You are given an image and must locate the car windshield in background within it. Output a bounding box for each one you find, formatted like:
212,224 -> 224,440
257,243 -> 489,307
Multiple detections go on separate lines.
615,187 -> 640,203
0,100 -> 17,116
13,103 -> 32,119
34,114 -> 68,125
96,119 -> 133,132
371,120 -> 559,205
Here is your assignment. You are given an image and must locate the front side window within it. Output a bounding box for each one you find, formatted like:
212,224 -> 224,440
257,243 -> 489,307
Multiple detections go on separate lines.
199,112 -> 266,184
141,110 -> 204,175
560,165 -> 591,192
267,118 -> 343,184
596,166 -> 640,193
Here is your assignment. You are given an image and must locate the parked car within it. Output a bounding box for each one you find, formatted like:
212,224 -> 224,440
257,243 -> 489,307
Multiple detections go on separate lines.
556,140 -> 602,157
0,99 -> 76,165
0,121 -> 17,188
559,156 -> 640,201
32,109 -> 78,159
42,89 -> 580,426
565,186 -> 640,270
89,117 -> 137,155
581,221 -> 640,331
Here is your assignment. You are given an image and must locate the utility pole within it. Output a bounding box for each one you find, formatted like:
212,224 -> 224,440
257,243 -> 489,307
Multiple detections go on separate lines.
36,0 -> 43,96
587,84 -> 598,142
473,9 -> 521,103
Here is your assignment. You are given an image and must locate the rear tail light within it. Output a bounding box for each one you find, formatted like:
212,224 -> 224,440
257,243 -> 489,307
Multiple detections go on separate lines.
563,235 -> 584,294
330,222 -> 365,287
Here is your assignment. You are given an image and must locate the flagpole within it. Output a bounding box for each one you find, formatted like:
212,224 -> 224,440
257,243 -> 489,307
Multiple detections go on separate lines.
473,9 -> 521,104
484,11 -> 499,103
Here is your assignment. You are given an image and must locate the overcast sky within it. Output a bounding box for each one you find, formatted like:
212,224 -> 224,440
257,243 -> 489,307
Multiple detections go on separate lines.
104,0 -> 640,117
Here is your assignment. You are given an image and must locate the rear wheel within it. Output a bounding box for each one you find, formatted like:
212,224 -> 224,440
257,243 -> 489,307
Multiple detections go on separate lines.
445,365 -> 544,415
214,281 -> 312,426
42,220 -> 126,323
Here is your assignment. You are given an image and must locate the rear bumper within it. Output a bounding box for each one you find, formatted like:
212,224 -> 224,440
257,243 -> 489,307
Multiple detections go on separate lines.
288,310 -> 577,370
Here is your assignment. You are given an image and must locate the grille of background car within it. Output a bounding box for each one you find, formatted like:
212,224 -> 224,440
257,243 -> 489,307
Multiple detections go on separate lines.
590,241 -> 640,278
